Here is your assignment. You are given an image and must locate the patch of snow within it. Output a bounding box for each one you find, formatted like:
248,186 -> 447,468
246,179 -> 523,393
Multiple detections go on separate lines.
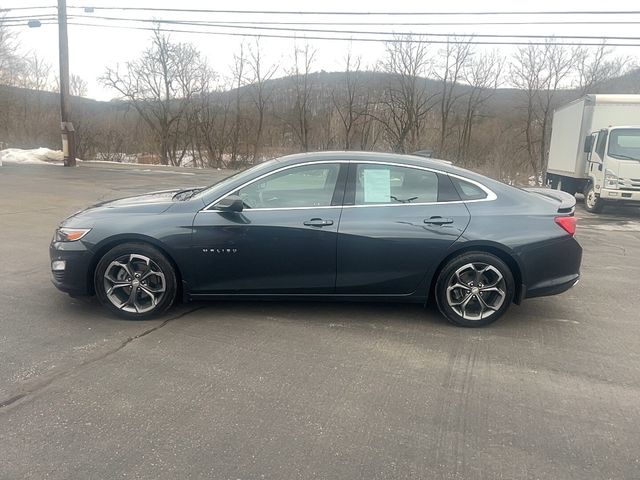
0,148 -> 65,166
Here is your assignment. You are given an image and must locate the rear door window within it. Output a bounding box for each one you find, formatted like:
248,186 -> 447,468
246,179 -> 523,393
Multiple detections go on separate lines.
354,164 -> 439,205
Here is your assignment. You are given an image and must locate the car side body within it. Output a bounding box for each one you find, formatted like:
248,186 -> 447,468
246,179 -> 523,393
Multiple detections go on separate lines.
50,151 -> 582,326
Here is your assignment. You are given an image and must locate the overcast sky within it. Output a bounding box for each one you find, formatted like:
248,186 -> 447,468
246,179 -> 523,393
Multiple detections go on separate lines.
4,0 -> 640,100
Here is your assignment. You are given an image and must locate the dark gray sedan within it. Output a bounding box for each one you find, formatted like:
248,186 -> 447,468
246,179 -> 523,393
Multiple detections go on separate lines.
50,152 -> 582,327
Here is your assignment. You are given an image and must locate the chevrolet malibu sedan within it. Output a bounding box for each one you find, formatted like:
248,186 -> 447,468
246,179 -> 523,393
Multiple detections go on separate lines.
50,152 -> 582,327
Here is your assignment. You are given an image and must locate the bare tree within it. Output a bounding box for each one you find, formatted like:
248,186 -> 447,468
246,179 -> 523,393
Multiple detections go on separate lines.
70,74 -> 88,97
289,42 -> 316,152
0,20 -> 21,86
435,36 -> 474,155
195,74 -> 233,168
575,43 -> 629,94
229,42 -> 247,165
537,43 -> 577,180
458,50 -> 504,162
21,54 -> 51,91
101,29 -> 210,165
375,35 -> 436,153
511,41 -> 577,182
331,48 -> 366,150
357,89 -> 382,150
247,38 -> 277,161
511,44 -> 544,179
54,72 -> 87,96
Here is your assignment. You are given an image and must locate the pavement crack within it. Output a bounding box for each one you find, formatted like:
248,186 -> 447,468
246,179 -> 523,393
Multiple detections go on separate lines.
0,305 -> 205,412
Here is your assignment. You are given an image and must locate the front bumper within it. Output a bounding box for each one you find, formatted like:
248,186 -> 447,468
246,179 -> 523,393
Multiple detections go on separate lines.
599,188 -> 640,202
49,240 -> 94,296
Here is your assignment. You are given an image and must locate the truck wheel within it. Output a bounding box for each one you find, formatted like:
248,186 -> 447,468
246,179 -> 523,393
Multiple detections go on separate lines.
584,184 -> 604,213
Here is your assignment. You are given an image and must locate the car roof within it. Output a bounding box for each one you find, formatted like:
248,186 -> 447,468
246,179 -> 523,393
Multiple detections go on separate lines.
196,150 -> 530,208
270,151 -> 519,197
274,151 -> 459,172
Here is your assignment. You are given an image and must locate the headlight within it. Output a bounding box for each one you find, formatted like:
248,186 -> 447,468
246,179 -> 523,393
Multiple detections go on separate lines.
55,227 -> 91,242
604,169 -> 619,189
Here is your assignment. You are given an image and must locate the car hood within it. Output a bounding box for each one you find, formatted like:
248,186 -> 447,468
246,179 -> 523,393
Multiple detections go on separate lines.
63,188 -> 195,225
91,188 -> 182,210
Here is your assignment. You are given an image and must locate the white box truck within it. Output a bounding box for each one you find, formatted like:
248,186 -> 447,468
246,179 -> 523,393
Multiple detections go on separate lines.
547,94 -> 640,213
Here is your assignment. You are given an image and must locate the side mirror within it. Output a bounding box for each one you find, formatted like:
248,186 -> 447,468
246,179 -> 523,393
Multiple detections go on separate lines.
584,135 -> 594,153
215,195 -> 244,212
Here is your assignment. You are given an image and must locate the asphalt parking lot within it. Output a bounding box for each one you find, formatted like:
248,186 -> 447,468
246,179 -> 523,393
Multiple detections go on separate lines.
1,162 -> 639,479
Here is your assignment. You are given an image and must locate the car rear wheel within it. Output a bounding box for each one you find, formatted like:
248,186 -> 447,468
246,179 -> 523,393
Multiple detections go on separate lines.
94,243 -> 177,320
584,184 -> 604,213
435,252 -> 515,327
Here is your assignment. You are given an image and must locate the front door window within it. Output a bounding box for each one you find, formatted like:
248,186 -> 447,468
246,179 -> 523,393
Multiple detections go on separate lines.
234,164 -> 341,209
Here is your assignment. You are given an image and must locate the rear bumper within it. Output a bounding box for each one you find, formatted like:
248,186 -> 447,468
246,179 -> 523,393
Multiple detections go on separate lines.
524,274 -> 580,299
49,240 -> 94,296
520,235 -> 582,300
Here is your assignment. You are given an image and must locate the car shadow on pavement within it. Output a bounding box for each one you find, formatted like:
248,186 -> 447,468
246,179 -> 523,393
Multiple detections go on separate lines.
58,292 -> 575,336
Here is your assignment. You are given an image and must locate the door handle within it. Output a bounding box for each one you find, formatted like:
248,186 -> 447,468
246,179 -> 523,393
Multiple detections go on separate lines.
424,216 -> 454,225
304,218 -> 334,227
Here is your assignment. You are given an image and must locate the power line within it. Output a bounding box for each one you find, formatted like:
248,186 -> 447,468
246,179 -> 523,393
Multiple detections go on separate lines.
0,6 -> 55,12
1,21 -> 57,27
67,6 -> 640,16
17,13 -> 640,27
15,9 -> 640,26
72,19 -> 640,26
1,14 -> 58,22
65,21 -> 640,47
66,14 -> 640,42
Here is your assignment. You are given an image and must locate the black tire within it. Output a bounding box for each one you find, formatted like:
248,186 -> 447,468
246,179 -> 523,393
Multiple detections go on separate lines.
435,252 -> 515,327
584,184 -> 605,213
94,242 -> 177,320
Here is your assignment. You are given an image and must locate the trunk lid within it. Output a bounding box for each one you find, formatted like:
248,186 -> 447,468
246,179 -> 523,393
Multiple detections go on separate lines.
523,188 -> 576,214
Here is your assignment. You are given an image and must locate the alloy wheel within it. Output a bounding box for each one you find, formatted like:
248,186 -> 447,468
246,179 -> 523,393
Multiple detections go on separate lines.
103,254 -> 166,314
446,262 -> 506,321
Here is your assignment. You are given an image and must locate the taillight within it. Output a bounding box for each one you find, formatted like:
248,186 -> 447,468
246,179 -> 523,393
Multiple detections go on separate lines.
555,216 -> 576,236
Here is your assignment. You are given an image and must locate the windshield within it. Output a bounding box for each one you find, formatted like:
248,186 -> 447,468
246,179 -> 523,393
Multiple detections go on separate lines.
607,128 -> 640,161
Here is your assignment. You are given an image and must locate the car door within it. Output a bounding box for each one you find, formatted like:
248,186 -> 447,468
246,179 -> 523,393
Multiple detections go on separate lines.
191,162 -> 347,294
336,162 -> 471,295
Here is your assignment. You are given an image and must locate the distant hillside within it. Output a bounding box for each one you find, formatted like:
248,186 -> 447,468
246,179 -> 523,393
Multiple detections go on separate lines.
1,67 -> 639,177
2,67 -> 639,123
231,67 -> 640,111
589,68 -> 640,94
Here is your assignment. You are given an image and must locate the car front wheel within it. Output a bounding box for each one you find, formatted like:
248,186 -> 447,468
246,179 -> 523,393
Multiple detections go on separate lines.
94,243 -> 177,320
584,184 -> 604,213
435,252 -> 515,327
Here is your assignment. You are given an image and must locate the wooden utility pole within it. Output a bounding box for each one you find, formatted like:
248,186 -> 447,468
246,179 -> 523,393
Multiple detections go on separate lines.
58,0 -> 76,167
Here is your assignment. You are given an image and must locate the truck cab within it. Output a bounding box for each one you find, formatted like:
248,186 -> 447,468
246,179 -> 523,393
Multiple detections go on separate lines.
584,126 -> 640,212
